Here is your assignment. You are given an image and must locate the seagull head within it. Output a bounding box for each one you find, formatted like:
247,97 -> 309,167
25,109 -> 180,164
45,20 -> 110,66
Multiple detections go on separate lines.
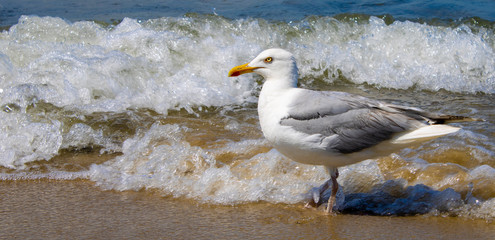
228,48 -> 299,86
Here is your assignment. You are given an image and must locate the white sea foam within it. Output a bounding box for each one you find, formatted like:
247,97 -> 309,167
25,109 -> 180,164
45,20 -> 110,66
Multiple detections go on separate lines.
88,123 -> 327,204
1,16 -> 257,115
0,15 -> 493,117
0,112 -> 62,168
291,17 -> 495,93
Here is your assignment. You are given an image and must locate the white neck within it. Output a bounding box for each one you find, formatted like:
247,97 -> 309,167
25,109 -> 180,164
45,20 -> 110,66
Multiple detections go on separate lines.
261,77 -> 297,92
261,63 -> 299,90
258,75 -> 298,122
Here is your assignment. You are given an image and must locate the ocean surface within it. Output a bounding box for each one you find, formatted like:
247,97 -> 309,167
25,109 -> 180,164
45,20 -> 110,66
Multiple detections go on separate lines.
0,0 -> 494,220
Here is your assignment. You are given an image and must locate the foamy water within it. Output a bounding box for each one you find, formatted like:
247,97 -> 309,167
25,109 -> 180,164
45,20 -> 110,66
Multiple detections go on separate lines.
1,15 -> 494,220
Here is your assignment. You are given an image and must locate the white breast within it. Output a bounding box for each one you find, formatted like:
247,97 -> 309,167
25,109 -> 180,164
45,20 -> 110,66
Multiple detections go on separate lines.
258,86 -> 337,165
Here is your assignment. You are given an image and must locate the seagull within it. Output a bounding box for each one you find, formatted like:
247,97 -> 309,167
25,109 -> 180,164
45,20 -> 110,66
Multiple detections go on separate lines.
228,48 -> 473,214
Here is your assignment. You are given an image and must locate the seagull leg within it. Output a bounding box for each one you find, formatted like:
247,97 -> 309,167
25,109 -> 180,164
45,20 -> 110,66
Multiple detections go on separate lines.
305,179 -> 331,208
325,168 -> 339,214
305,167 -> 340,213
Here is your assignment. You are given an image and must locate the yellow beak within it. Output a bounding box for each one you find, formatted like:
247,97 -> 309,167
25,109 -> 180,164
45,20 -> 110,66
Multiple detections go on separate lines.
228,63 -> 261,77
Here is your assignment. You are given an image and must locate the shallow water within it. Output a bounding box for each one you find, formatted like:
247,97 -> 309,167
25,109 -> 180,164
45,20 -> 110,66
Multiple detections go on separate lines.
0,1 -> 495,222
1,180 -> 494,239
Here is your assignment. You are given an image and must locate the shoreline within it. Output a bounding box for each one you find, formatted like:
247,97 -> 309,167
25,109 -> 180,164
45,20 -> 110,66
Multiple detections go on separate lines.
1,179 -> 494,239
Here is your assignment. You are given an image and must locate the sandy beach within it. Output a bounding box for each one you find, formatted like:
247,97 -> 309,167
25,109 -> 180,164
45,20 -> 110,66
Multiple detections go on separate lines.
1,179 -> 494,239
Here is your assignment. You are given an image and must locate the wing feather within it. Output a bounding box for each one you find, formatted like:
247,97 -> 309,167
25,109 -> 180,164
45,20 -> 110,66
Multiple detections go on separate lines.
279,90 -> 435,153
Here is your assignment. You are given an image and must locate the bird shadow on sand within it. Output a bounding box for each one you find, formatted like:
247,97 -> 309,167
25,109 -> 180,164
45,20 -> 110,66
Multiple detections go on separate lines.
311,179 -> 478,216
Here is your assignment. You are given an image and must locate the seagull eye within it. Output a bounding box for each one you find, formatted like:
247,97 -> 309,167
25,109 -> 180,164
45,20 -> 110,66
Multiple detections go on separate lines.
264,57 -> 273,63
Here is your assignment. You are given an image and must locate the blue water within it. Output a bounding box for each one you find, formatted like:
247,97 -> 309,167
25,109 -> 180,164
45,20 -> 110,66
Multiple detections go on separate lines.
1,0 -> 495,27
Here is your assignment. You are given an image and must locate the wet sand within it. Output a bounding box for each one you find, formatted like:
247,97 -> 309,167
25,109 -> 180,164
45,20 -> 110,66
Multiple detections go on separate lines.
1,180 -> 494,239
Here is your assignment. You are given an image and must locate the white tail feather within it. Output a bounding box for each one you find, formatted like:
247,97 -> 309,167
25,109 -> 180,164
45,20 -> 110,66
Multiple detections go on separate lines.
392,125 -> 460,144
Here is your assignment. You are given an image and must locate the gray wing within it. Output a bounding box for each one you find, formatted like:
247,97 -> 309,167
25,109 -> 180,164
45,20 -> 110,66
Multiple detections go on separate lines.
283,91 -> 373,120
284,90 -> 471,123
280,91 -> 435,153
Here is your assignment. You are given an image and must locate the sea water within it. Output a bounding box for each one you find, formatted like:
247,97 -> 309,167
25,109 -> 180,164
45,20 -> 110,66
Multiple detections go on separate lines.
0,0 -> 494,220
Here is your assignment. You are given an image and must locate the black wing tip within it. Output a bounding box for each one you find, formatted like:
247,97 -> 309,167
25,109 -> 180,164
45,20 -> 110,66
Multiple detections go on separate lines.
434,115 -> 485,124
